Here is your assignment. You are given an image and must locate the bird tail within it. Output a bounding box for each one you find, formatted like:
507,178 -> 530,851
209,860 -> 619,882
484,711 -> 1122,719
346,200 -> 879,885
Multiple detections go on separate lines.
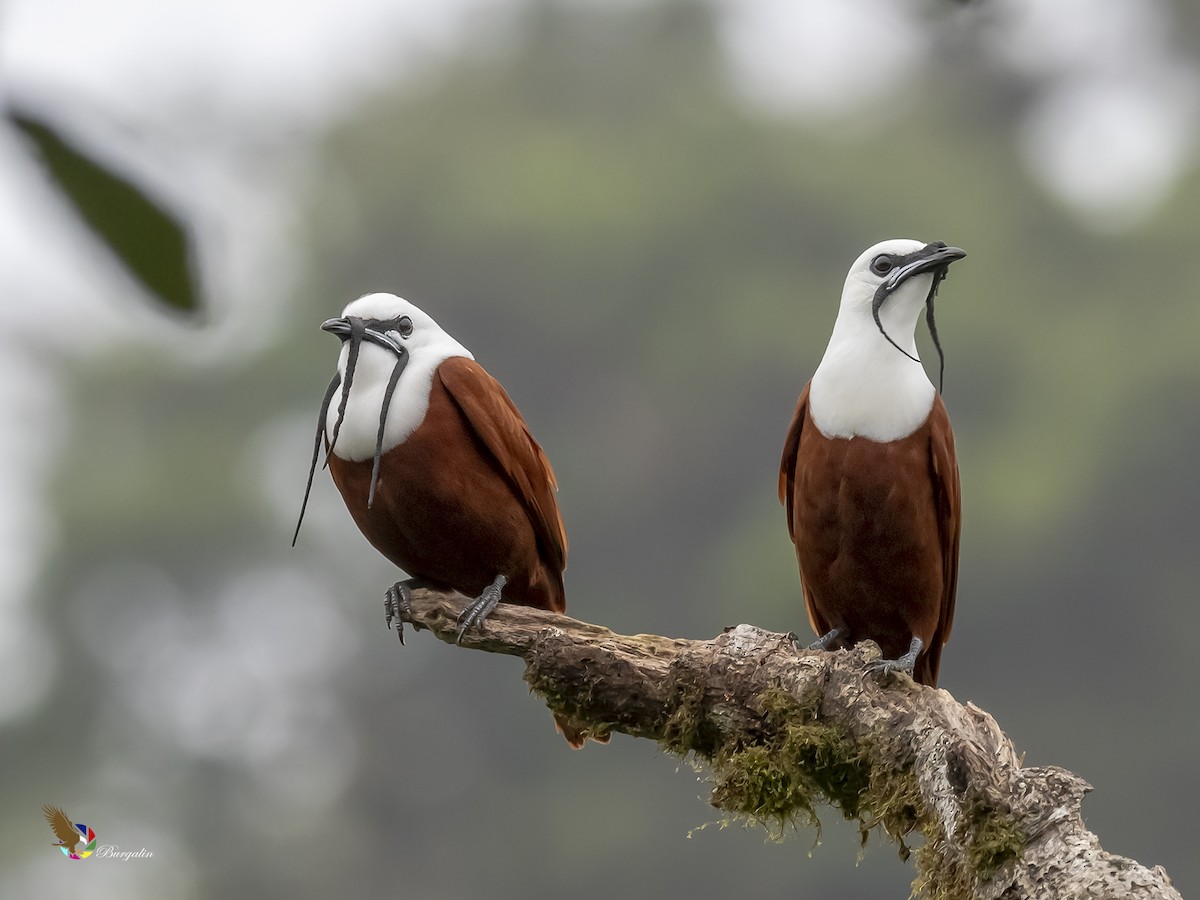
914,648 -> 941,687
553,711 -> 610,750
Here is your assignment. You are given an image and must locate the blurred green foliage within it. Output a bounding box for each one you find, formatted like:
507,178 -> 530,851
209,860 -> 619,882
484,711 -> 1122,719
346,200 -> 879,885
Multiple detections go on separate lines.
5,1 -> 1199,898
7,106 -> 202,315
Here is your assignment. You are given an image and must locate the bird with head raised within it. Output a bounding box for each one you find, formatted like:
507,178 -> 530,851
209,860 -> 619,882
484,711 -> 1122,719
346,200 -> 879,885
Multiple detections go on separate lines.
779,239 -> 965,686
293,292 -> 568,650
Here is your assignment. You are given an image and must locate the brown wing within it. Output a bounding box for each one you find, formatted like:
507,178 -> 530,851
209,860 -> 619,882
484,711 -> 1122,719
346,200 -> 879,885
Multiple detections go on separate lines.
438,356 -> 567,574
778,381 -> 811,542
921,394 -> 961,685
43,805 -> 77,844
778,382 -> 827,637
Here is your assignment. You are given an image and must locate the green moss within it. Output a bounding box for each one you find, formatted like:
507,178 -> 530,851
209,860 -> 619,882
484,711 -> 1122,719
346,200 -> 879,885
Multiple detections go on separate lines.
690,689 -> 923,851
530,660 -> 1026,898
913,792 -> 1026,899
656,687 -> 1024,899
709,723 -> 854,838
966,800 -> 1025,878
660,675 -> 715,757
524,655 -> 577,716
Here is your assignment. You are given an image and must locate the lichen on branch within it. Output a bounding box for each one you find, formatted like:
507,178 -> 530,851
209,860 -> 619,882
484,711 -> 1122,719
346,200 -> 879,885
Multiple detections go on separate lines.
393,588 -> 1180,900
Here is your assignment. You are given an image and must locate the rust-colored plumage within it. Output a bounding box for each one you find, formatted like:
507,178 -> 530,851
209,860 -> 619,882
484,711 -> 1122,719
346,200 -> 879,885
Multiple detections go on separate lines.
328,356 -> 567,614
779,383 -> 960,685
778,239 -> 965,686
296,293 -> 597,746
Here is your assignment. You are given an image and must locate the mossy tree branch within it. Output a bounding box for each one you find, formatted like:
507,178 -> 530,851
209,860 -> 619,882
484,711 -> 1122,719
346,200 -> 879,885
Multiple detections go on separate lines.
394,588 -> 1179,900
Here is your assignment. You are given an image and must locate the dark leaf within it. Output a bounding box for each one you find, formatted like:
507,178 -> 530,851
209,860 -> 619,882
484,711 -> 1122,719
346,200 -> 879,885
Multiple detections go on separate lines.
7,105 -> 202,315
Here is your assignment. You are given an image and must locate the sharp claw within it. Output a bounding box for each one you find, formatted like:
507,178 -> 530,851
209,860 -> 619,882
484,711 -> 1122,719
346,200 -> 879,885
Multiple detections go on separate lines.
864,636 -> 922,682
865,659 -> 909,679
454,575 -> 506,644
384,582 -> 418,645
454,599 -> 485,644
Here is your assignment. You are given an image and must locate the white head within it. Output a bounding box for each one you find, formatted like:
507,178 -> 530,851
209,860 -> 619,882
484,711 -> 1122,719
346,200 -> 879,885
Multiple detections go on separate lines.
809,239 -> 965,441
321,292 -> 473,462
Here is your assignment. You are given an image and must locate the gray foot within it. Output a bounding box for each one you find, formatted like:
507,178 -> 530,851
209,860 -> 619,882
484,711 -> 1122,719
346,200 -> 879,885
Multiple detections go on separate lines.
384,578 -> 428,645
455,574 -> 507,644
803,626 -> 845,652
865,635 -> 923,681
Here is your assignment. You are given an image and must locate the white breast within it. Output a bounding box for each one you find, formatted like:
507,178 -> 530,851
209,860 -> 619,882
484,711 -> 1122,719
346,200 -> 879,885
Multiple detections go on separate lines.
326,338 -> 471,462
808,316 -> 935,442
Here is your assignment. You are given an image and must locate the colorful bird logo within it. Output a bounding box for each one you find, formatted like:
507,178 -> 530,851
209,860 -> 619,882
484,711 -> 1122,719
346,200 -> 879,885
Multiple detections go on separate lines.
42,805 -> 96,860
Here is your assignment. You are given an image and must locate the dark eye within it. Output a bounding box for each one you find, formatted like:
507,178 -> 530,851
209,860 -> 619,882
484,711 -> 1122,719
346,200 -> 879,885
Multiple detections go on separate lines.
397,316 -> 413,337
870,255 -> 895,276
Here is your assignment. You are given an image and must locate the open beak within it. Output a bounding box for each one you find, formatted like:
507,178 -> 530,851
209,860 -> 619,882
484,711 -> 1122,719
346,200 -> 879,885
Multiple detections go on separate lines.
321,316 -> 406,356
883,242 -> 967,293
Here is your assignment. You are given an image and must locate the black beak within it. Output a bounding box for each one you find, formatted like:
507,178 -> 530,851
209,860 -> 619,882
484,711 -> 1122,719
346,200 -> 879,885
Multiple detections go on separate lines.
320,316 -> 351,337
322,316 -> 406,356
870,241 -> 966,393
882,242 -> 967,293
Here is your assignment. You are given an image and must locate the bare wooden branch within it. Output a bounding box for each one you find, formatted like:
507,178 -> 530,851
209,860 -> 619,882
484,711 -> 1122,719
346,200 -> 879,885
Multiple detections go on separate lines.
395,588 -> 1180,900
